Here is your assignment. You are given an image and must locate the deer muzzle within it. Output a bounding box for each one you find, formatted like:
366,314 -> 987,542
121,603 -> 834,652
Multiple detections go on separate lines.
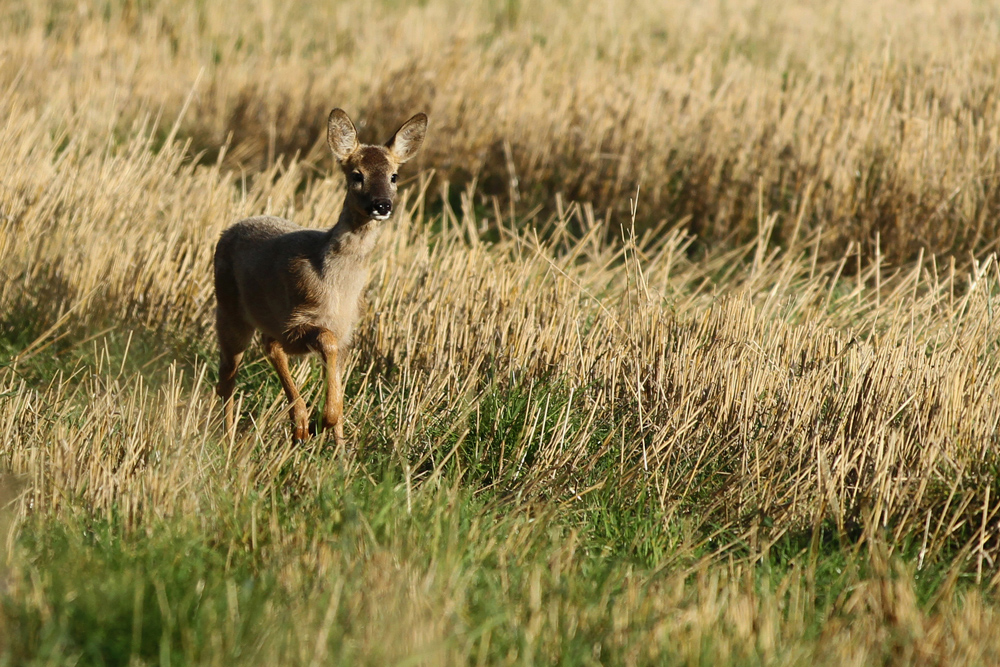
370,198 -> 392,219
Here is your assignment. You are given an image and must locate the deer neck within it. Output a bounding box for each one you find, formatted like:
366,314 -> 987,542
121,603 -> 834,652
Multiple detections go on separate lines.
323,198 -> 382,265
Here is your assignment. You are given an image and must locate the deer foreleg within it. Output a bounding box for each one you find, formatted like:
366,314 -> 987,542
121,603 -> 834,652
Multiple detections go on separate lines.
313,329 -> 345,447
264,337 -> 310,441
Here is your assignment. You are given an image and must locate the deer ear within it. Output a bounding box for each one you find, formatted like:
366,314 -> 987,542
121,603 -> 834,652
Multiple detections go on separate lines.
327,108 -> 359,161
385,113 -> 427,163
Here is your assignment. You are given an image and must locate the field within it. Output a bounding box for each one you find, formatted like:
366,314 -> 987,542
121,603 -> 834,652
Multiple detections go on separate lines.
2,0 -> 1000,664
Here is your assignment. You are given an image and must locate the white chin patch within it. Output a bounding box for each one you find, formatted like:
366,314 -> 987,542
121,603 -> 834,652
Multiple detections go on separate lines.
371,213 -> 391,221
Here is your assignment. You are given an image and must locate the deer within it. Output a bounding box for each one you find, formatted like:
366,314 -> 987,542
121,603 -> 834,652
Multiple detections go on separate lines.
213,108 -> 427,446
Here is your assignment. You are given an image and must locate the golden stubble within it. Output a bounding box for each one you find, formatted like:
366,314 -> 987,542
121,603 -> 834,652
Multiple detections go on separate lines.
2,0 -> 1000,662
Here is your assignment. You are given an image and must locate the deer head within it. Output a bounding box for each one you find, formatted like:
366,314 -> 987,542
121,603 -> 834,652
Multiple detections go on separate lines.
327,108 -> 427,224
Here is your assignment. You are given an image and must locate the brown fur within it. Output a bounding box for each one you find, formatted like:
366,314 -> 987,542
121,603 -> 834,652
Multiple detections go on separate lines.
214,108 -> 427,444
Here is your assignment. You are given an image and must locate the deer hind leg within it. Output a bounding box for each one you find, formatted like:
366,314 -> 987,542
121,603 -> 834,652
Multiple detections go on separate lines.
311,329 -> 345,447
216,312 -> 253,436
264,336 -> 310,441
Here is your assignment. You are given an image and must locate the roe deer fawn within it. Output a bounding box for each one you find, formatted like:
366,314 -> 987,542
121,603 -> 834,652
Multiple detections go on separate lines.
214,108 -> 427,445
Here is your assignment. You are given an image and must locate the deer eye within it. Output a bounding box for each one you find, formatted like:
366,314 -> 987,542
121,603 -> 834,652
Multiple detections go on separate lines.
351,172 -> 364,185
390,173 -> 398,184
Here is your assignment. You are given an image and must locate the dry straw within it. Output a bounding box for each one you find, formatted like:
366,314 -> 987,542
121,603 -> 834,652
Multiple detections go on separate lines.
3,0 -> 1000,261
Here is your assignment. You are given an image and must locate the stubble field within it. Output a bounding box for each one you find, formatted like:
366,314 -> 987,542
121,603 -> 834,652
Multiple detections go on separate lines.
2,0 -> 1000,664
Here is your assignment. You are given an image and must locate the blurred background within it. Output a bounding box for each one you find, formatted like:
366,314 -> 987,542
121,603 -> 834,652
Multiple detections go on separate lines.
4,0 -> 1000,263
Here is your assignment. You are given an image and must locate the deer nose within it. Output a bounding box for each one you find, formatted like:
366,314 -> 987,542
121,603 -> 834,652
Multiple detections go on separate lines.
371,199 -> 392,217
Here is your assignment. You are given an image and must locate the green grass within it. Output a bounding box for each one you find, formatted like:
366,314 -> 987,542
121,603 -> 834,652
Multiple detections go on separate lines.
1,448 -> 976,665
1,322 -> 993,665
